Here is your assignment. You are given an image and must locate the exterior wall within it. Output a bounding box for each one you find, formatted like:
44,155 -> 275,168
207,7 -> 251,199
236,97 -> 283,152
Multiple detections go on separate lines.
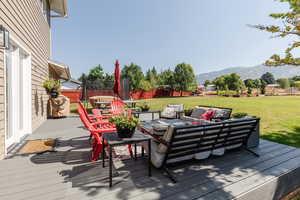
0,0 -> 51,158
0,49 -> 4,159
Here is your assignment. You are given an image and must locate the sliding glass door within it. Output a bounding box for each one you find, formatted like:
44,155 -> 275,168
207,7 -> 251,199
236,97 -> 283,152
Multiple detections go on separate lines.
5,42 -> 32,148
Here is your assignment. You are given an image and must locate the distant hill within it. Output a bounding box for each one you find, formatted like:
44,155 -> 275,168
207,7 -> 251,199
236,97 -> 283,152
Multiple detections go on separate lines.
197,65 -> 300,84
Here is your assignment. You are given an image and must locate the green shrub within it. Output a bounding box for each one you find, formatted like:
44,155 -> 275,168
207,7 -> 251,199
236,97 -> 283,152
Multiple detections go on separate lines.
232,112 -> 248,118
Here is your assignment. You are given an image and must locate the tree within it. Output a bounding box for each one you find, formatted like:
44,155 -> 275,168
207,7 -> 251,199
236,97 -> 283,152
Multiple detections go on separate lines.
261,72 -> 276,84
253,0 -> 300,66
294,81 -> 300,88
139,80 -> 153,91
159,69 -> 176,90
88,65 -> 105,81
291,76 -> 300,81
213,76 -> 226,91
244,79 -> 255,94
146,67 -> 158,89
253,79 -> 262,95
121,63 -> 144,91
277,78 -> 290,89
204,80 -> 211,87
79,65 -> 114,90
224,73 -> 245,92
260,80 -> 267,94
174,63 -> 197,93
244,79 -> 255,88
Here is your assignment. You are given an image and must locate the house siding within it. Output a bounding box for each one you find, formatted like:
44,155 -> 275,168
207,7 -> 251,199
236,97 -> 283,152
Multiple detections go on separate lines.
0,0 -> 51,158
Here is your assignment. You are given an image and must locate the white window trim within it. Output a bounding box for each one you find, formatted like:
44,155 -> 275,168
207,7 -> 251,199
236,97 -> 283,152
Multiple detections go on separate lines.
4,35 -> 32,153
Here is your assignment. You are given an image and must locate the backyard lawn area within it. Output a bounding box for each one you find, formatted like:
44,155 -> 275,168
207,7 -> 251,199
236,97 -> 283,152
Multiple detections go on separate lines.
71,96 -> 300,148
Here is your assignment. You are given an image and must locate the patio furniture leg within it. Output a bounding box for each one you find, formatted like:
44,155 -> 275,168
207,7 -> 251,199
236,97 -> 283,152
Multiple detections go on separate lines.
89,134 -> 92,143
163,167 -> 177,183
134,144 -> 137,160
128,144 -> 133,158
245,147 -> 260,157
152,112 -> 154,120
109,145 -> 113,187
148,140 -> 152,177
102,137 -> 105,168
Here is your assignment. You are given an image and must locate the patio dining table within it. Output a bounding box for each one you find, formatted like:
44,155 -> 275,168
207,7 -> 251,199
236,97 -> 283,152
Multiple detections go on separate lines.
95,100 -> 138,109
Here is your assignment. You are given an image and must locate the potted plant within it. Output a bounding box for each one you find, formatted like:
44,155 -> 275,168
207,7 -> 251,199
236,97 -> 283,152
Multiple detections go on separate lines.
184,109 -> 193,116
232,112 -> 249,119
139,102 -> 150,112
109,115 -> 140,138
43,79 -> 61,98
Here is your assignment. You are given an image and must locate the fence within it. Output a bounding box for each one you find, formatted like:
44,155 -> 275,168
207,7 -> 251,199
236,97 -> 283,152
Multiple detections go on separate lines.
61,90 -> 114,103
61,89 -> 193,103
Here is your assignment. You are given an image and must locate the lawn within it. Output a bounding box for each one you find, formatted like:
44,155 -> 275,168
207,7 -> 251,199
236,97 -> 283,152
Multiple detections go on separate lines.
71,96 -> 300,148
139,96 -> 300,148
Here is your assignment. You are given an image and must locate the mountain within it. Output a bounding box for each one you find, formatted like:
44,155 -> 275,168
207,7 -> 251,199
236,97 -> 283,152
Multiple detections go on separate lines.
197,65 -> 300,84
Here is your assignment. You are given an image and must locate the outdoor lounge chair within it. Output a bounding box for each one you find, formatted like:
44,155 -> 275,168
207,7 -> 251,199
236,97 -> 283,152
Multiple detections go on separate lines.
141,117 -> 260,183
91,99 -> 132,117
78,101 -> 109,123
78,105 -> 134,161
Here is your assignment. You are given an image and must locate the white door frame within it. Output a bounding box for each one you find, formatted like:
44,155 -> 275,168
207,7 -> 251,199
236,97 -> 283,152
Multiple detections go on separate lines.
4,37 -> 32,151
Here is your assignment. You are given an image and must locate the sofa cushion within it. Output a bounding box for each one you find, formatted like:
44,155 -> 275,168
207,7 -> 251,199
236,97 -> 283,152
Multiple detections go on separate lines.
190,107 -> 208,118
161,104 -> 184,119
200,109 -> 216,120
213,108 -> 231,119
161,107 -> 177,119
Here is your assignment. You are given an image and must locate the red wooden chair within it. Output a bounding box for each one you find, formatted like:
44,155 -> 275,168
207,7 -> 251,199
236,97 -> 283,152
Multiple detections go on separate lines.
78,107 -> 133,161
110,99 -> 132,117
78,102 -> 109,123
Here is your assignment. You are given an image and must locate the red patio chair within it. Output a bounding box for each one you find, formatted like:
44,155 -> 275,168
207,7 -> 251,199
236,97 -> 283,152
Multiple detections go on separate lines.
78,108 -> 133,161
78,102 -> 109,123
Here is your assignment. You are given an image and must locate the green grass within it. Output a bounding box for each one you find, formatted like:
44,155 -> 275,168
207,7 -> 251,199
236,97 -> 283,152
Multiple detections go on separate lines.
139,96 -> 300,148
71,96 -> 300,148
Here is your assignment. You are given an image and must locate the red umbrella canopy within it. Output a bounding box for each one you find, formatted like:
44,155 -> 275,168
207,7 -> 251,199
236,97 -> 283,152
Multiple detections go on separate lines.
114,60 -> 122,97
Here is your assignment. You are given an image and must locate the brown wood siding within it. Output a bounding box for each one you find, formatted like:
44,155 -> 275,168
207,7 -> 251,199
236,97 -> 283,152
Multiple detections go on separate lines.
0,0 -> 52,157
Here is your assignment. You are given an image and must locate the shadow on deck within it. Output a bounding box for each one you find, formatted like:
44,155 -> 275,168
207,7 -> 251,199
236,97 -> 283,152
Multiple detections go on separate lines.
0,116 -> 300,200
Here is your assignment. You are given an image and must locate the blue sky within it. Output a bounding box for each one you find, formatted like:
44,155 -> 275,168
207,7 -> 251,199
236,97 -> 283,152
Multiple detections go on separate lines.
51,0 -> 293,78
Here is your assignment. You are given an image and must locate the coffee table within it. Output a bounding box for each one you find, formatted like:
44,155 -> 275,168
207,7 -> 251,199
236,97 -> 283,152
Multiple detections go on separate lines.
102,130 -> 152,187
132,110 -> 161,120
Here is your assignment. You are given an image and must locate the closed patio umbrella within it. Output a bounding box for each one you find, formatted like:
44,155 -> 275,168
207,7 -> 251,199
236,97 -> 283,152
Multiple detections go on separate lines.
114,60 -> 122,98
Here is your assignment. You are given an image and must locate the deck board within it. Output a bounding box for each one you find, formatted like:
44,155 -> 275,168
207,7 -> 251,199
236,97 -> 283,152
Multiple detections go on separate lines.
0,116 -> 300,200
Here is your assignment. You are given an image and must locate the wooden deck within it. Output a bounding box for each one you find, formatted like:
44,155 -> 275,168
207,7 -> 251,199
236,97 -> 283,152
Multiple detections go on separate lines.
0,116 -> 300,200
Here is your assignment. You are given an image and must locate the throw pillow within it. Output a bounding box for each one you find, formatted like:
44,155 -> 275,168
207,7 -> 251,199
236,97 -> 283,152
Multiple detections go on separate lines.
200,109 -> 215,120
191,107 -> 207,118
161,107 -> 176,119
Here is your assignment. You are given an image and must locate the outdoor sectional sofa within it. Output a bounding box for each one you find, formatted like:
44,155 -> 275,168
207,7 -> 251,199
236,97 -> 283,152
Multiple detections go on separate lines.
141,115 -> 260,182
180,105 -> 259,148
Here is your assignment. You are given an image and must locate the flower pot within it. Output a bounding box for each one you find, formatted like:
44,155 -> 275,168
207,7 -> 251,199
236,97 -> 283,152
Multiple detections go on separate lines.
50,91 -> 59,98
141,108 -> 150,112
184,109 -> 193,116
117,127 -> 136,138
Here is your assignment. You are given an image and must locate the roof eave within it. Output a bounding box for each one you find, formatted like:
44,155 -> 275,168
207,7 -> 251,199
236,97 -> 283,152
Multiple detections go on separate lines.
49,0 -> 68,18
